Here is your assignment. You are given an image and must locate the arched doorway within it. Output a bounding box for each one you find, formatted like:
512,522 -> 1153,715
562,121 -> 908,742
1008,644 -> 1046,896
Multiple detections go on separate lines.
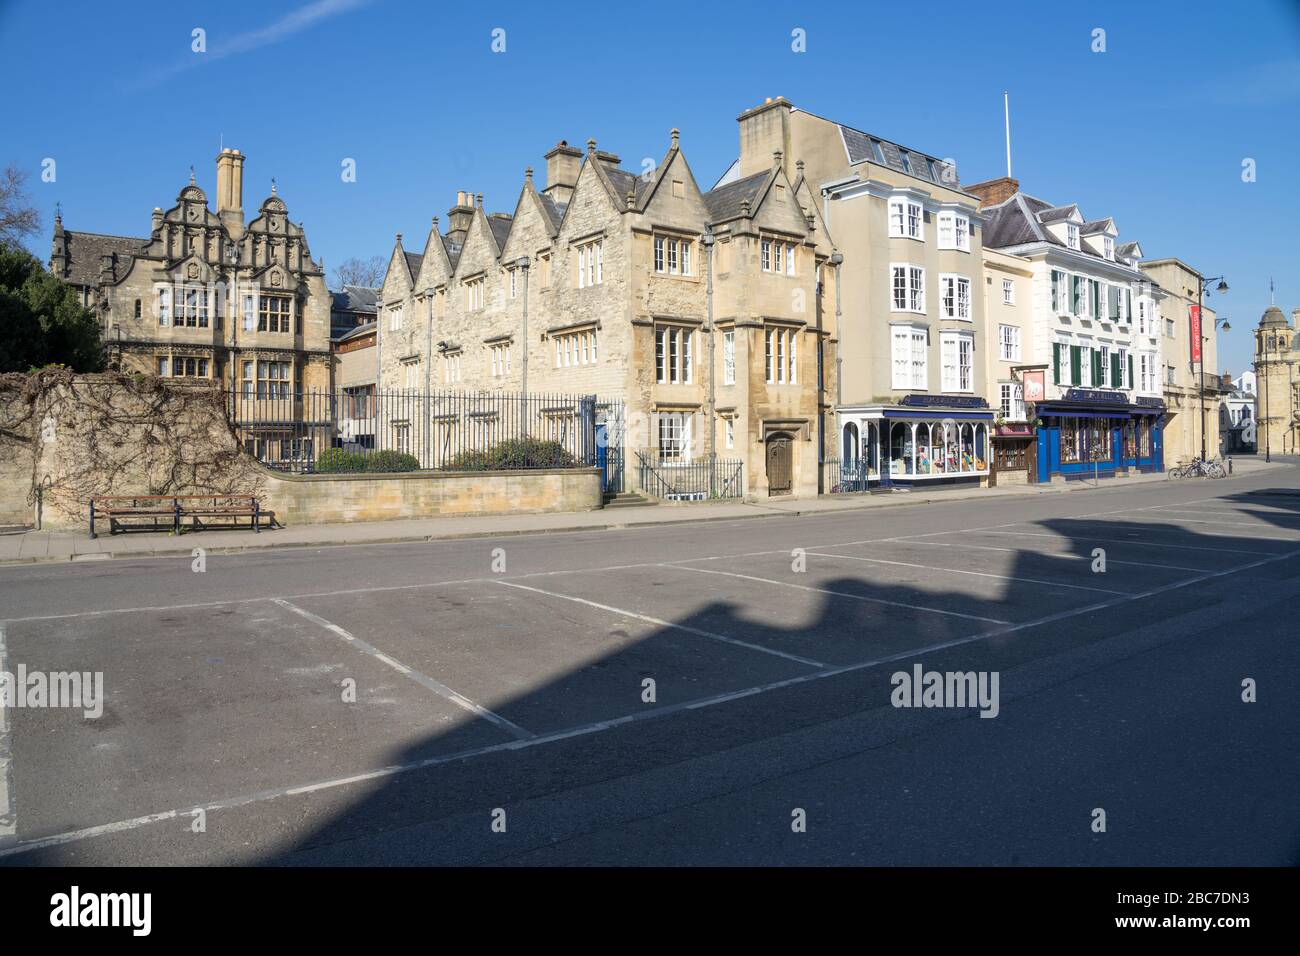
766,432 -> 794,496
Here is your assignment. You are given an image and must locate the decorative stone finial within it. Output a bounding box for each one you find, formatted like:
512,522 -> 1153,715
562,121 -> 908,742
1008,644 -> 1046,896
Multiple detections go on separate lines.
586,138 -> 597,154
773,149 -> 783,166
626,189 -> 635,210
671,128 -> 680,149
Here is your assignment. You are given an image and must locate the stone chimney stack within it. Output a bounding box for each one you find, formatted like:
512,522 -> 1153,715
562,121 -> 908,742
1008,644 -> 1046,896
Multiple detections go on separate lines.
964,177 -> 1020,209
445,191 -> 475,244
737,97 -> 793,178
543,141 -> 582,205
215,148 -> 246,236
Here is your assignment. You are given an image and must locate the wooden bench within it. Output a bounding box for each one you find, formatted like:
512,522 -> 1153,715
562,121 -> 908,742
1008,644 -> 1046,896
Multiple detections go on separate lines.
89,495 -> 274,538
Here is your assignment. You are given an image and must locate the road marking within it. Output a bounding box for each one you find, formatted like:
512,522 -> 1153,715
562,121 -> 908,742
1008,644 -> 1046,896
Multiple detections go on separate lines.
883,538 -> 1211,573
804,550 -> 1125,594
678,565 -> 1011,624
7,542 -> 1295,862
946,530 -> 1275,556
271,599 -> 534,741
0,626 -> 15,844
493,580 -> 826,669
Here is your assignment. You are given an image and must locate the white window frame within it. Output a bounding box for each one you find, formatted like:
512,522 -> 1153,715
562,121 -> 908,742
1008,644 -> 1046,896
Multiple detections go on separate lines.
1066,223 -> 1080,250
999,382 -> 1025,421
722,329 -> 735,385
937,211 -> 970,251
999,324 -> 1020,361
891,264 -> 925,313
1002,278 -> 1015,305
940,274 -> 971,320
389,305 -> 404,330
891,324 -> 927,391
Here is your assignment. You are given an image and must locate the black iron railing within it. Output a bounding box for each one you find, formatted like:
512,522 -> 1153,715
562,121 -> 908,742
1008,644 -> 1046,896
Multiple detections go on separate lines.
227,388 -> 624,474
635,451 -> 744,500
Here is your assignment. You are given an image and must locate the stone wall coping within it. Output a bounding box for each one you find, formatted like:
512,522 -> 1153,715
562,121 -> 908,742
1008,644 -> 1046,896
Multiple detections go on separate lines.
259,464 -> 600,484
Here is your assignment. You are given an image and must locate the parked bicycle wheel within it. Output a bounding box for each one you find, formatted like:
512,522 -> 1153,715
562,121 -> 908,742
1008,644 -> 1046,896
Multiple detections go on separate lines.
1207,461 -> 1227,479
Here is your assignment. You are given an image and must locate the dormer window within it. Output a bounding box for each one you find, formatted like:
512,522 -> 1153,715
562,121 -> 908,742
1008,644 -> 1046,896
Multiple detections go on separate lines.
1103,236 -> 1114,260
1066,223 -> 1080,250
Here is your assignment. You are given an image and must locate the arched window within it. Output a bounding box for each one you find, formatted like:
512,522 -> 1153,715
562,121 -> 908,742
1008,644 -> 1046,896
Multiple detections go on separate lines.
916,423 -> 931,474
890,422 -> 912,475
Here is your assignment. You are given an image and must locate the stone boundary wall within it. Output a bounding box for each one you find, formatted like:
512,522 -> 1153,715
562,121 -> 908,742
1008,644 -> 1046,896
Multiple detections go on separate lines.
0,372 -> 600,531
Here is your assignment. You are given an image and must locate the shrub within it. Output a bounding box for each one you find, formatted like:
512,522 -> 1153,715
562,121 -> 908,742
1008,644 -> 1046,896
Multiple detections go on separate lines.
364,450 -> 421,473
445,437 -> 576,471
314,448 -> 367,473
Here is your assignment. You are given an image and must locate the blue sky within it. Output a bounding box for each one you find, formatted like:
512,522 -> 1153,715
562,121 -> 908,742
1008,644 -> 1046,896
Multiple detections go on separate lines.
2,0 -> 1297,374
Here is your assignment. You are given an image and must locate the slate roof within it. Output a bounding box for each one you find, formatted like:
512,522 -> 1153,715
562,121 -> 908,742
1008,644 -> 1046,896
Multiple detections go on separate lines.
602,166 -> 652,207
441,236 -> 462,271
702,171 -> 769,223
58,230 -> 149,286
333,319 -> 375,345
839,125 -> 957,187
1081,218 -> 1114,234
403,251 -> 423,282
537,193 -> 566,231
330,284 -> 378,314
488,214 -> 513,251
983,192 -> 1139,266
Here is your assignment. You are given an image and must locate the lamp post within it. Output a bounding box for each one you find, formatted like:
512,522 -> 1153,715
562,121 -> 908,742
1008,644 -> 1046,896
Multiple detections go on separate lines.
1196,275 -> 1229,461
226,242 -> 240,399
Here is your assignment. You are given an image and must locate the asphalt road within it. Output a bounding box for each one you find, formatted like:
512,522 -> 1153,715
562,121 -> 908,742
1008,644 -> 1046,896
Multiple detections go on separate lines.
2,467 -> 1299,866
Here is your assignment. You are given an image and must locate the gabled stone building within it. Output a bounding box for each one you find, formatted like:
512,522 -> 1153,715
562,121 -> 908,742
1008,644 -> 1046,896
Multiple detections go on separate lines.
49,149 -> 331,405
376,129 -> 838,498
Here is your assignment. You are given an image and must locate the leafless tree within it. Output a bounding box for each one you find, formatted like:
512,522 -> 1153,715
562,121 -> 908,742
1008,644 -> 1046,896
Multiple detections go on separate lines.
0,164 -> 41,249
332,255 -> 385,289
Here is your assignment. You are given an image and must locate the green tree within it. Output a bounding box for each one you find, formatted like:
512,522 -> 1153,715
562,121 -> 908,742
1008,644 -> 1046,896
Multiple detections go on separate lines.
0,243 -> 103,372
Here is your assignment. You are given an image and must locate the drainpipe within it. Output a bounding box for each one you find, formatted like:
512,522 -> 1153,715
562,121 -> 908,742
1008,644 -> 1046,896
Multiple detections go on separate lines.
702,227 -> 716,462
423,286 -> 434,466
517,256 -> 531,398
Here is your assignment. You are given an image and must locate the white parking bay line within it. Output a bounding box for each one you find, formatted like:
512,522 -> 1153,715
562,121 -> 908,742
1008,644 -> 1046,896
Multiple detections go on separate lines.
885,538 -> 1211,574
0,626 -> 16,844
271,599 -> 534,741
805,550 -> 1124,595
677,565 -> 1010,625
5,544 -> 1297,862
493,580 -> 826,669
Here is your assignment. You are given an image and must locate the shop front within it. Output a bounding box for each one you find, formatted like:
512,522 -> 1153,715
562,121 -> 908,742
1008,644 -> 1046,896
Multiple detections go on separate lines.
838,396 -> 993,489
1033,389 -> 1164,483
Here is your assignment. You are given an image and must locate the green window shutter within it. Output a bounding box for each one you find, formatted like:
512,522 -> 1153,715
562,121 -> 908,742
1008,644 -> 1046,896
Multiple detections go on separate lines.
1070,345 -> 1081,385
1125,289 -> 1132,322
1111,352 -> 1121,386
1051,272 -> 1059,312
1071,277 -> 1080,315
1093,351 -> 1102,386
1053,343 -> 1061,384
1128,354 -> 1134,389
1091,281 -> 1100,318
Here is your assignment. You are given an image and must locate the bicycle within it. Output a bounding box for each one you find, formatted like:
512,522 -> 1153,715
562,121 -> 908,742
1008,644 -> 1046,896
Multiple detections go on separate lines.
1168,457 -> 1226,479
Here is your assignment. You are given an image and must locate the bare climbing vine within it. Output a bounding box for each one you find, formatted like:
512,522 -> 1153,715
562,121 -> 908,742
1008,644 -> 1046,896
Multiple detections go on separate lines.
0,369 -> 264,526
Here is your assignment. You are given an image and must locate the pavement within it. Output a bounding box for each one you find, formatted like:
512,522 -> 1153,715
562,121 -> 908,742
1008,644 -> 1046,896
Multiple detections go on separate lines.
2,454 -> 1286,565
0,458 -> 1297,865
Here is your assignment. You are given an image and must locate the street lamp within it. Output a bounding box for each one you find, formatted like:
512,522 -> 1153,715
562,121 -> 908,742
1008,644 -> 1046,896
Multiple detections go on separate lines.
226,242 -> 240,399
701,227 -> 715,463
1196,275 -> 1228,462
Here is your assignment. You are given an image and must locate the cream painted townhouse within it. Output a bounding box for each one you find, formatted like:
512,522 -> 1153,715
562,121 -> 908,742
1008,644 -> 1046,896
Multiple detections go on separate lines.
722,97 -> 995,489
374,128 -> 839,499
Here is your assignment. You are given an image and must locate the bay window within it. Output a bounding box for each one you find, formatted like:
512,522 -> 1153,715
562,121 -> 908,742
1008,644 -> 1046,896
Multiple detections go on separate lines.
937,211 -> 970,251
764,328 -> 797,385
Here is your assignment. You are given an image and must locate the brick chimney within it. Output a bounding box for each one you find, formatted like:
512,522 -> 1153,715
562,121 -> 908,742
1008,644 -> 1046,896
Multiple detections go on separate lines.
737,97 -> 793,178
215,148 -> 245,236
964,176 -> 1020,209
543,141 -> 582,205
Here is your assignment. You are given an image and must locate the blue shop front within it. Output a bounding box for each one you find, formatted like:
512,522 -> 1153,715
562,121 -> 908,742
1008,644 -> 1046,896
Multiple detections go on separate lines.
1034,388 -> 1164,483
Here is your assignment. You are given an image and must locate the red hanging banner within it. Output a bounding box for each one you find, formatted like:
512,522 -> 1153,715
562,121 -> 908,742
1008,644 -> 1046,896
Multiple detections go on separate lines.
1189,304 -> 1202,364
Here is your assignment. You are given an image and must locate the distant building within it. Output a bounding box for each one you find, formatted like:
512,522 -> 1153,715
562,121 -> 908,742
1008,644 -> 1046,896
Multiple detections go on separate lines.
49,149 -> 331,398
1253,304 -> 1300,456
330,284 -> 378,339
1219,369 -> 1256,454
